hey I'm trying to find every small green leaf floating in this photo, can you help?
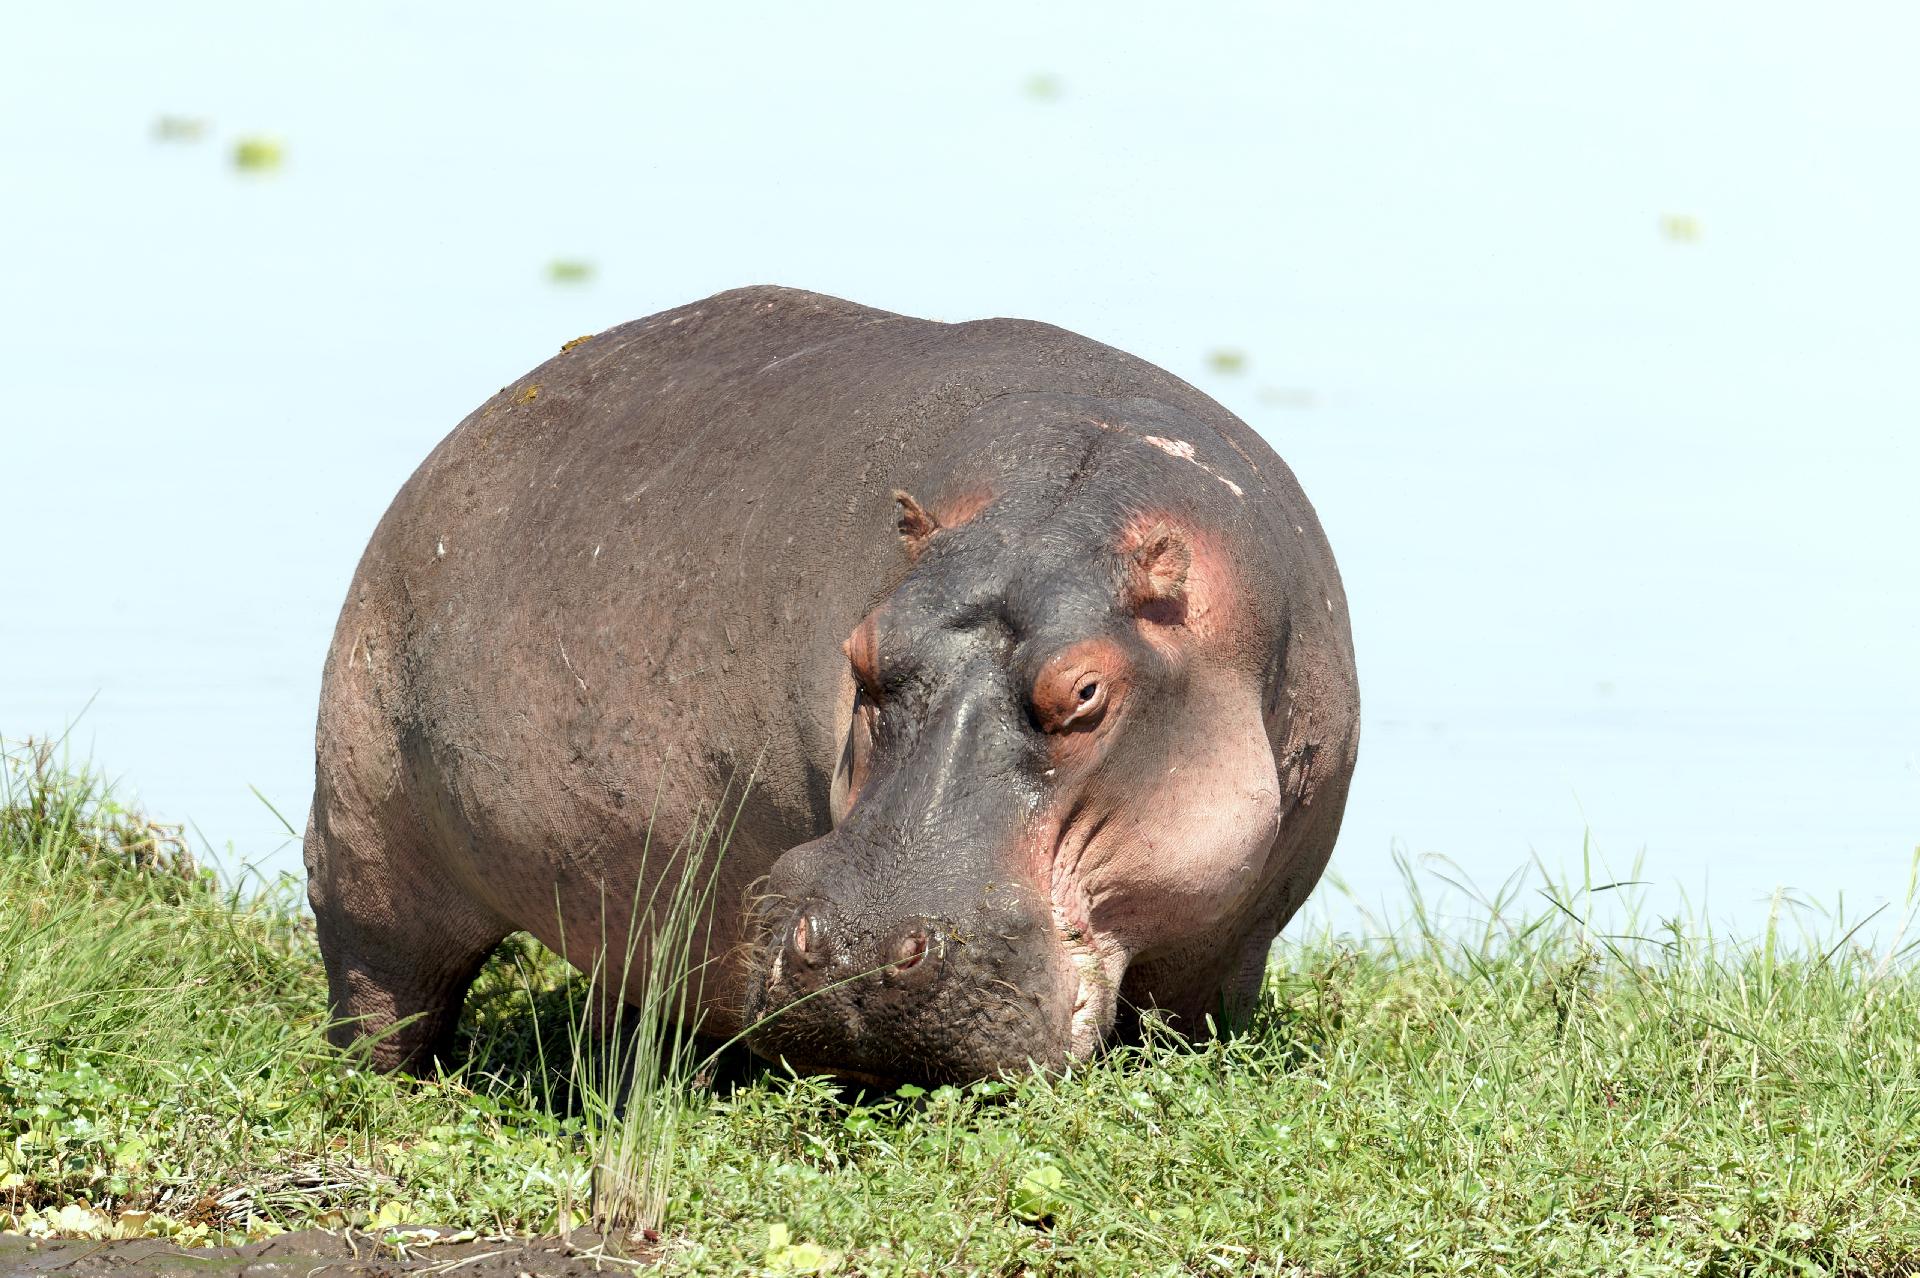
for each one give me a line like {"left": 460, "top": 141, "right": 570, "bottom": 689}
{"left": 1207, "top": 348, "right": 1248, "bottom": 375}
{"left": 1024, "top": 73, "right": 1063, "bottom": 102}
{"left": 1660, "top": 213, "right": 1701, "bottom": 244}
{"left": 547, "top": 259, "right": 595, "bottom": 285}
{"left": 232, "top": 136, "right": 284, "bottom": 173}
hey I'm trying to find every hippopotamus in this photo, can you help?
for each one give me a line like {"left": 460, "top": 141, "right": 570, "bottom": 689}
{"left": 303, "top": 285, "right": 1359, "bottom": 1083}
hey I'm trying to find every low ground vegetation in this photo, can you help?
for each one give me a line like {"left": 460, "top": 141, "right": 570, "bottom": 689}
{"left": 3, "top": 737, "right": 1918, "bottom": 1276}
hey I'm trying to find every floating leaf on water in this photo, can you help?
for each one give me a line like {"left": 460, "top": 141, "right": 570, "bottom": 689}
{"left": 152, "top": 115, "right": 208, "bottom": 143}
{"left": 1660, "top": 213, "right": 1700, "bottom": 243}
{"left": 232, "top": 136, "right": 285, "bottom": 173}
{"left": 1024, "top": 72, "right": 1063, "bottom": 102}
{"left": 1206, "top": 348, "right": 1248, "bottom": 376}
{"left": 548, "top": 259, "right": 595, "bottom": 285}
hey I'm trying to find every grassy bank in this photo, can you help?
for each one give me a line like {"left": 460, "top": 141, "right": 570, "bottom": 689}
{"left": 4, "top": 739, "right": 1919, "bottom": 1276}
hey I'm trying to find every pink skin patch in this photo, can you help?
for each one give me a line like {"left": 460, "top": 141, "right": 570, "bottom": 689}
{"left": 828, "top": 629, "right": 880, "bottom": 826}
{"left": 931, "top": 487, "right": 995, "bottom": 529}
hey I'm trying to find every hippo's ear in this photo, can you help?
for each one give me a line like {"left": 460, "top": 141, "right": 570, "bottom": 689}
{"left": 893, "top": 490, "right": 941, "bottom": 562}
{"left": 1124, "top": 521, "right": 1191, "bottom": 620}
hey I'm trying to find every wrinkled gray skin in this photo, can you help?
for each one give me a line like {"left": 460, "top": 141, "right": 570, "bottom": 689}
{"left": 305, "top": 286, "right": 1358, "bottom": 1083}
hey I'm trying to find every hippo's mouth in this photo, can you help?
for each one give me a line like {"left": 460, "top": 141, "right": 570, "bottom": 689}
{"left": 1041, "top": 811, "right": 1132, "bottom": 1059}
{"left": 1050, "top": 899, "right": 1129, "bottom": 1059}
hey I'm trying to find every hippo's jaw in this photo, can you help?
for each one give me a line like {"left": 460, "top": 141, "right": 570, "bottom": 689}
{"left": 1032, "top": 805, "right": 1133, "bottom": 1059}
{"left": 1052, "top": 901, "right": 1129, "bottom": 1058}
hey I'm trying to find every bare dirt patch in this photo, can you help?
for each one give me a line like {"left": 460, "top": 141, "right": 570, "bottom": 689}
{"left": 0, "top": 1229, "right": 650, "bottom": 1276}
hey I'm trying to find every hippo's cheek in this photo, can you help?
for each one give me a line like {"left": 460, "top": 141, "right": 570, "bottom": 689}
{"left": 1083, "top": 789, "right": 1282, "bottom": 952}
{"left": 1046, "top": 670, "right": 1283, "bottom": 964}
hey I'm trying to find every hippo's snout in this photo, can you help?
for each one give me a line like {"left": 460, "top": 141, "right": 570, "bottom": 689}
{"left": 744, "top": 856, "right": 1078, "bottom": 1085}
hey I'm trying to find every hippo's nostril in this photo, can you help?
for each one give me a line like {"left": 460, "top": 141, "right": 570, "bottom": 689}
{"left": 892, "top": 929, "right": 929, "bottom": 971}
{"left": 884, "top": 923, "right": 944, "bottom": 987}
{"left": 787, "top": 909, "right": 828, "bottom": 968}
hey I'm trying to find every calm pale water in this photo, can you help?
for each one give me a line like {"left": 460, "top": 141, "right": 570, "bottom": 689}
{"left": 5, "top": 2, "right": 1916, "bottom": 939}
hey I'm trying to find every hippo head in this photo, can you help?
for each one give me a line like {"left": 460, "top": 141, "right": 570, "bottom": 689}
{"left": 742, "top": 410, "right": 1288, "bottom": 1084}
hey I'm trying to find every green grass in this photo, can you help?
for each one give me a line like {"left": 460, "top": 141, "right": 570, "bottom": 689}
{"left": 4, "top": 736, "right": 1920, "bottom": 1275}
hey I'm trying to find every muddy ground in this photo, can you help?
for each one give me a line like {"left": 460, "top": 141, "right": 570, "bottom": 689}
{"left": 0, "top": 1229, "right": 651, "bottom": 1276}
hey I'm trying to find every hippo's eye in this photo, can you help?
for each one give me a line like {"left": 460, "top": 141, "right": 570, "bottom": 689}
{"left": 1032, "top": 640, "right": 1127, "bottom": 735}
{"left": 1057, "top": 678, "right": 1107, "bottom": 729}
{"left": 1038, "top": 674, "right": 1106, "bottom": 732}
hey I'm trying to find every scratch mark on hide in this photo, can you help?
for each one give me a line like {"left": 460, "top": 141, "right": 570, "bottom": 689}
{"left": 1087, "top": 417, "right": 1247, "bottom": 500}
{"left": 1141, "top": 436, "right": 1245, "bottom": 498}
{"left": 558, "top": 639, "right": 588, "bottom": 695}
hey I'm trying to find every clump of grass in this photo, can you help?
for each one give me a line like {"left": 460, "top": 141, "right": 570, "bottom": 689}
{"left": 0, "top": 735, "right": 747, "bottom": 1250}
{"left": 560, "top": 793, "right": 736, "bottom": 1240}
{"left": 7, "top": 735, "right": 1920, "bottom": 1275}
{"left": 0, "top": 737, "right": 201, "bottom": 888}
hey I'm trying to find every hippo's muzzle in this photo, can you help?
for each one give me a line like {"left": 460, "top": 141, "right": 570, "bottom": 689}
{"left": 741, "top": 834, "right": 1078, "bottom": 1085}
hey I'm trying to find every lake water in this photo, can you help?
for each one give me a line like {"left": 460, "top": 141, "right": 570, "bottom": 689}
{"left": 4, "top": 1, "right": 1916, "bottom": 942}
